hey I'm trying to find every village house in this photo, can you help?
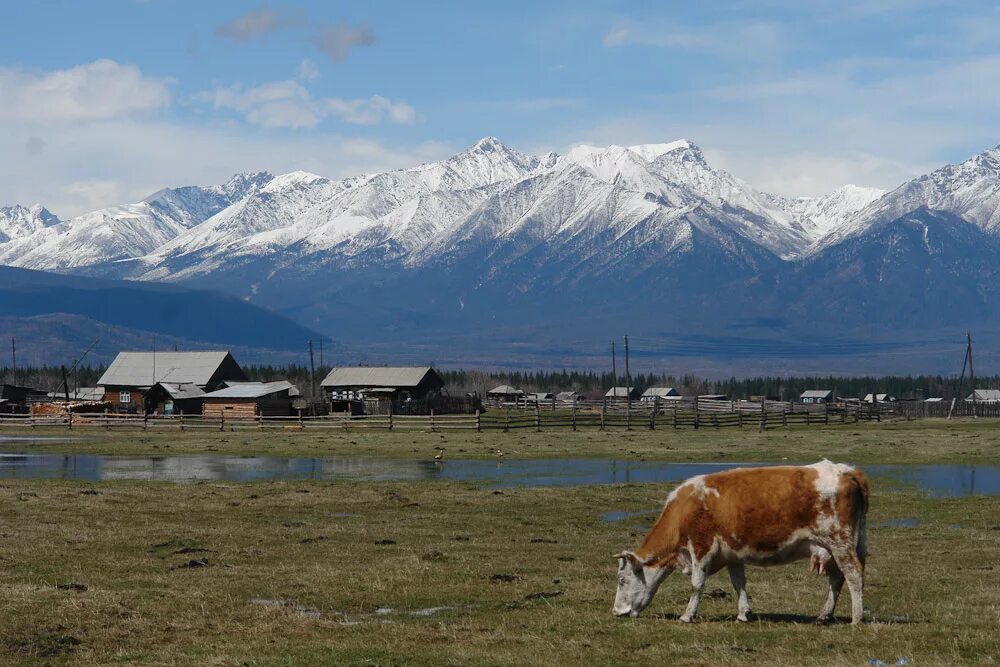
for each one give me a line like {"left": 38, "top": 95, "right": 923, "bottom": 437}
{"left": 800, "top": 389, "right": 834, "bottom": 404}
{"left": 321, "top": 366, "right": 445, "bottom": 403}
{"left": 864, "top": 393, "right": 895, "bottom": 403}
{"left": 487, "top": 385, "right": 524, "bottom": 403}
{"left": 605, "top": 386, "right": 639, "bottom": 402}
{"left": 202, "top": 381, "right": 298, "bottom": 418}
{"left": 0, "top": 384, "right": 48, "bottom": 413}
{"left": 143, "top": 383, "right": 206, "bottom": 416}
{"left": 640, "top": 387, "right": 681, "bottom": 402}
{"left": 97, "top": 351, "right": 246, "bottom": 413}
{"left": 555, "top": 390, "right": 580, "bottom": 404}
{"left": 966, "top": 389, "right": 1000, "bottom": 403}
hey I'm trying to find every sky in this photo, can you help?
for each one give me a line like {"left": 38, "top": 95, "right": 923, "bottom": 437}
{"left": 2, "top": 0, "right": 1000, "bottom": 218}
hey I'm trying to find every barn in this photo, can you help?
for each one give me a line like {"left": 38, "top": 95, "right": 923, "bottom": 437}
{"left": 640, "top": 387, "right": 681, "bottom": 402}
{"left": 487, "top": 385, "right": 524, "bottom": 403}
{"left": 201, "top": 381, "right": 298, "bottom": 418}
{"left": 0, "top": 384, "right": 48, "bottom": 413}
{"left": 144, "top": 383, "right": 206, "bottom": 415}
{"left": 97, "top": 351, "right": 246, "bottom": 413}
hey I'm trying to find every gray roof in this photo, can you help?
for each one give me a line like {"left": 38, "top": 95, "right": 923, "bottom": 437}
{"left": 800, "top": 390, "right": 833, "bottom": 398}
{"left": 321, "top": 366, "right": 436, "bottom": 389}
{"left": 203, "top": 381, "right": 295, "bottom": 399}
{"left": 47, "top": 387, "right": 106, "bottom": 401}
{"left": 488, "top": 385, "right": 523, "bottom": 395}
{"left": 605, "top": 387, "right": 634, "bottom": 397}
{"left": 156, "top": 383, "right": 206, "bottom": 400}
{"left": 642, "top": 387, "right": 680, "bottom": 398}
{"left": 98, "top": 351, "right": 233, "bottom": 388}
{"left": 968, "top": 389, "right": 1000, "bottom": 401}
{"left": 224, "top": 380, "right": 300, "bottom": 397}
{"left": 924, "top": 397, "right": 944, "bottom": 402}
{"left": 555, "top": 391, "right": 578, "bottom": 400}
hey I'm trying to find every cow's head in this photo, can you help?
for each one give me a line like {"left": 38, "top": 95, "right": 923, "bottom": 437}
{"left": 612, "top": 550, "right": 674, "bottom": 617}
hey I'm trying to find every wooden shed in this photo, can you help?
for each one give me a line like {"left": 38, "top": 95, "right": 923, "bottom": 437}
{"left": 202, "top": 381, "right": 298, "bottom": 418}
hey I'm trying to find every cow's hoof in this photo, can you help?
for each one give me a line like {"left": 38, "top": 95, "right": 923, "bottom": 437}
{"left": 815, "top": 615, "right": 833, "bottom": 624}
{"left": 679, "top": 615, "right": 694, "bottom": 623}
{"left": 737, "top": 613, "right": 750, "bottom": 623}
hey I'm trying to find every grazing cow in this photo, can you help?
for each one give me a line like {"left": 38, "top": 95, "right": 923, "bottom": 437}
{"left": 613, "top": 460, "right": 869, "bottom": 624}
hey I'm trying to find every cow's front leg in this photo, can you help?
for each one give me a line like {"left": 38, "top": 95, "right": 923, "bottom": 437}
{"left": 679, "top": 565, "right": 706, "bottom": 623}
{"left": 728, "top": 563, "right": 751, "bottom": 622}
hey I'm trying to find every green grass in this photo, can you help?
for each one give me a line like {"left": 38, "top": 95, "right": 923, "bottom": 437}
{"left": 2, "top": 417, "right": 1000, "bottom": 463}
{"left": 0, "top": 478, "right": 997, "bottom": 665}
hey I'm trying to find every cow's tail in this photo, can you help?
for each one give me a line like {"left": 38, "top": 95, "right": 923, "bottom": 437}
{"left": 848, "top": 470, "right": 870, "bottom": 569}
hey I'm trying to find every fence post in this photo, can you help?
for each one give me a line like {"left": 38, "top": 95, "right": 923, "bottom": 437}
{"left": 259, "top": 413, "right": 264, "bottom": 431}
{"left": 535, "top": 403, "right": 541, "bottom": 432}
{"left": 571, "top": 400, "right": 577, "bottom": 431}
{"left": 694, "top": 395, "right": 700, "bottom": 430}
{"left": 68, "top": 410, "right": 73, "bottom": 431}
{"left": 220, "top": 411, "right": 225, "bottom": 432}
{"left": 782, "top": 410, "right": 788, "bottom": 427}
{"left": 475, "top": 409, "right": 481, "bottom": 433}
{"left": 505, "top": 407, "right": 510, "bottom": 433}
{"left": 431, "top": 409, "right": 436, "bottom": 433}
{"left": 650, "top": 396, "right": 657, "bottom": 430}
{"left": 180, "top": 411, "right": 185, "bottom": 431}
{"left": 758, "top": 397, "right": 766, "bottom": 432}
{"left": 600, "top": 399, "right": 606, "bottom": 431}
{"left": 105, "top": 408, "right": 110, "bottom": 430}
{"left": 143, "top": 412, "right": 148, "bottom": 431}
{"left": 672, "top": 402, "right": 678, "bottom": 429}
{"left": 737, "top": 406, "right": 743, "bottom": 428}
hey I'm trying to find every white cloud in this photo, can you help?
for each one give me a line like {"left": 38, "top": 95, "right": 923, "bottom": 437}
{"left": 298, "top": 58, "right": 320, "bottom": 82}
{"left": 0, "top": 59, "right": 170, "bottom": 123}
{"left": 602, "top": 19, "right": 785, "bottom": 62}
{"left": 0, "top": 119, "right": 451, "bottom": 218}
{"left": 199, "top": 80, "right": 415, "bottom": 128}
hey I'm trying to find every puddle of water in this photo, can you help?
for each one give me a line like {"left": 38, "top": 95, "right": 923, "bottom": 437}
{"left": 0, "top": 452, "right": 996, "bottom": 497}
{"left": 871, "top": 518, "right": 919, "bottom": 528}
{"left": 0, "top": 437, "right": 77, "bottom": 443}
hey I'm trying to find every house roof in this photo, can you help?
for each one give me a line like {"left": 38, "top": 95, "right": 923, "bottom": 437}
{"left": 555, "top": 391, "right": 578, "bottom": 399}
{"left": 156, "top": 383, "right": 206, "bottom": 400}
{"left": 864, "top": 393, "right": 891, "bottom": 402}
{"left": 98, "top": 351, "right": 235, "bottom": 388}
{"left": 47, "top": 387, "right": 106, "bottom": 401}
{"left": 488, "top": 385, "right": 523, "bottom": 395}
{"left": 924, "top": 397, "right": 944, "bottom": 402}
{"left": 203, "top": 381, "right": 295, "bottom": 399}
{"left": 224, "top": 380, "right": 300, "bottom": 397}
{"left": 321, "top": 366, "right": 437, "bottom": 389}
{"left": 968, "top": 389, "right": 1000, "bottom": 400}
{"left": 800, "top": 390, "right": 833, "bottom": 398}
{"left": 642, "top": 387, "right": 679, "bottom": 397}
{"left": 605, "top": 387, "right": 634, "bottom": 397}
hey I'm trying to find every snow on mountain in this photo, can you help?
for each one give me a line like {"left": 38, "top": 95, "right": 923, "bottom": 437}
{"left": 792, "top": 185, "right": 886, "bottom": 238}
{"left": 0, "top": 204, "right": 59, "bottom": 243}
{"left": 0, "top": 172, "right": 273, "bottom": 270}
{"left": 810, "top": 146, "right": 1000, "bottom": 253}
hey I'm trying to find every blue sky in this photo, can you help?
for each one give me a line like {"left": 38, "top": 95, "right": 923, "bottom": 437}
{"left": 2, "top": 0, "right": 999, "bottom": 217}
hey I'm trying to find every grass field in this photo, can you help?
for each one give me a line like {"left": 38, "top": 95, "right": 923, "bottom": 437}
{"left": 1, "top": 421, "right": 999, "bottom": 665}
{"left": 2, "top": 417, "right": 1000, "bottom": 464}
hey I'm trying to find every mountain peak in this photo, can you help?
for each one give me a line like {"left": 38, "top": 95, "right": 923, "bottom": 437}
{"left": 627, "top": 139, "right": 698, "bottom": 161}
{"left": 471, "top": 136, "right": 506, "bottom": 152}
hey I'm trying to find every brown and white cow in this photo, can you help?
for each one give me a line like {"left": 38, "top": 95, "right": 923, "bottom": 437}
{"left": 613, "top": 460, "right": 869, "bottom": 624}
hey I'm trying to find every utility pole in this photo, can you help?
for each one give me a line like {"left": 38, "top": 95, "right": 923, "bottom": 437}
{"left": 624, "top": 335, "right": 632, "bottom": 428}
{"left": 611, "top": 340, "right": 617, "bottom": 399}
{"left": 949, "top": 332, "right": 976, "bottom": 420}
{"left": 308, "top": 339, "right": 317, "bottom": 401}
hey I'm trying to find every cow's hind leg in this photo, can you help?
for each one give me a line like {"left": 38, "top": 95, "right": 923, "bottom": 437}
{"left": 679, "top": 565, "right": 706, "bottom": 623}
{"left": 728, "top": 563, "right": 751, "bottom": 622}
{"left": 830, "top": 545, "right": 864, "bottom": 624}
{"left": 816, "top": 561, "right": 844, "bottom": 623}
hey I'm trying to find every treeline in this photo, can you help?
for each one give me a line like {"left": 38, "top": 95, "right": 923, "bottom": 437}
{"left": 2, "top": 365, "right": 995, "bottom": 402}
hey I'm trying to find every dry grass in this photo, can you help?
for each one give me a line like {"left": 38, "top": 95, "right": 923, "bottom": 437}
{"left": 1, "top": 477, "right": 997, "bottom": 665}
{"left": 3, "top": 417, "right": 1000, "bottom": 463}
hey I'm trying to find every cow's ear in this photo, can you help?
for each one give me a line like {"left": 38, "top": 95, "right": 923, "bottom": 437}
{"left": 615, "top": 550, "right": 644, "bottom": 571}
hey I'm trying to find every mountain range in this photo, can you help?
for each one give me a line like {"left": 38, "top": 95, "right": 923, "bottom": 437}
{"left": 3, "top": 138, "right": 1000, "bottom": 373}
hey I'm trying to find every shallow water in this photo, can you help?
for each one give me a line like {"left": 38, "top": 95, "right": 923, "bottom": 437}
{"left": 0, "top": 452, "right": 996, "bottom": 497}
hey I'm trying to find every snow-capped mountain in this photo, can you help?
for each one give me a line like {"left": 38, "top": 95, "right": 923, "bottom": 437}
{"left": 0, "top": 204, "right": 59, "bottom": 243}
{"left": 0, "top": 172, "right": 272, "bottom": 270}
{"left": 811, "top": 146, "right": 1000, "bottom": 252}
{"left": 6, "top": 137, "right": 1000, "bottom": 371}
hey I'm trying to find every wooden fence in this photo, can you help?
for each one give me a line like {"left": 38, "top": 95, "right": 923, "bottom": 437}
{"left": 0, "top": 398, "right": 898, "bottom": 432}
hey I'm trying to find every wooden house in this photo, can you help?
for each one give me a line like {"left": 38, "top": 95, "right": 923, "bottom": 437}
{"left": 0, "top": 384, "right": 47, "bottom": 413}
{"left": 321, "top": 367, "right": 445, "bottom": 403}
{"left": 605, "top": 386, "right": 639, "bottom": 402}
{"left": 144, "top": 382, "right": 205, "bottom": 415}
{"left": 97, "top": 351, "right": 246, "bottom": 413}
{"left": 800, "top": 390, "right": 833, "bottom": 404}
{"left": 965, "top": 389, "right": 1000, "bottom": 403}
{"left": 202, "top": 381, "right": 298, "bottom": 418}
{"left": 487, "top": 385, "right": 524, "bottom": 402}
{"left": 640, "top": 387, "right": 681, "bottom": 402}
